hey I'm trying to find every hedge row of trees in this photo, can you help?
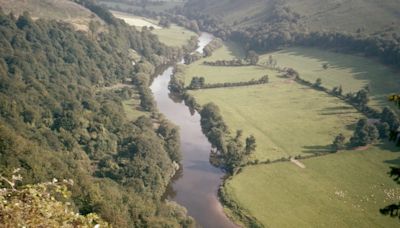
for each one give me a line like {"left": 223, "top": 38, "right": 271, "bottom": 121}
{"left": 200, "top": 103, "right": 256, "bottom": 173}
{"left": 334, "top": 107, "right": 399, "bottom": 151}
{"left": 203, "top": 38, "right": 223, "bottom": 57}
{"left": 0, "top": 6, "right": 194, "bottom": 227}
{"left": 187, "top": 75, "right": 269, "bottom": 90}
{"left": 203, "top": 59, "right": 250, "bottom": 66}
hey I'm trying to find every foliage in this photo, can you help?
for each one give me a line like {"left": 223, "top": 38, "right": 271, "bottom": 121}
{"left": 0, "top": 171, "right": 109, "bottom": 227}
{"left": 0, "top": 6, "right": 191, "bottom": 227}
{"left": 200, "top": 103, "right": 255, "bottom": 173}
{"left": 332, "top": 133, "right": 346, "bottom": 151}
{"left": 187, "top": 75, "right": 269, "bottom": 90}
{"left": 350, "top": 119, "right": 379, "bottom": 147}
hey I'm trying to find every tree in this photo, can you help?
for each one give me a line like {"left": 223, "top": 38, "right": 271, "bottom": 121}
{"left": 354, "top": 89, "right": 369, "bottom": 107}
{"left": 381, "top": 107, "right": 400, "bottom": 130}
{"left": 350, "top": 119, "right": 378, "bottom": 147}
{"left": 247, "top": 50, "right": 259, "bottom": 65}
{"left": 89, "top": 20, "right": 100, "bottom": 40}
{"left": 245, "top": 135, "right": 256, "bottom": 154}
{"left": 377, "top": 122, "right": 390, "bottom": 139}
{"left": 313, "top": 78, "right": 322, "bottom": 88}
{"left": 332, "top": 133, "right": 346, "bottom": 151}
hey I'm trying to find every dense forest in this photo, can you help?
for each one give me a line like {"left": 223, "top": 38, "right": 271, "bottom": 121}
{"left": 0, "top": 1, "right": 194, "bottom": 226}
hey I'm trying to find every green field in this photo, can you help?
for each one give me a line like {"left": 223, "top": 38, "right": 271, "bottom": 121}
{"left": 263, "top": 47, "right": 400, "bottom": 109}
{"left": 190, "top": 77, "right": 363, "bottom": 161}
{"left": 152, "top": 24, "right": 198, "bottom": 47}
{"left": 224, "top": 145, "right": 400, "bottom": 227}
{"left": 184, "top": 42, "right": 364, "bottom": 161}
{"left": 183, "top": 41, "right": 274, "bottom": 85}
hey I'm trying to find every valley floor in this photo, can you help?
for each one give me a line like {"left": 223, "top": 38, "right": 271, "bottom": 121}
{"left": 182, "top": 41, "right": 400, "bottom": 227}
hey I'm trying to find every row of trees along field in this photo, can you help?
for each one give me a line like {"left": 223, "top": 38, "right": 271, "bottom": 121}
{"left": 187, "top": 75, "right": 269, "bottom": 90}
{"left": 0, "top": 3, "right": 195, "bottom": 227}
{"left": 200, "top": 103, "right": 256, "bottom": 173}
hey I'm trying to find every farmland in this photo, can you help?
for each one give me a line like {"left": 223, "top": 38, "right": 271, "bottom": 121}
{"left": 224, "top": 145, "right": 400, "bottom": 227}
{"left": 263, "top": 47, "right": 400, "bottom": 109}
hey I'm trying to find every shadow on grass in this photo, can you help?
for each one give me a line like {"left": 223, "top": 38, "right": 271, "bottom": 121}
{"left": 302, "top": 144, "right": 335, "bottom": 154}
{"left": 275, "top": 47, "right": 400, "bottom": 99}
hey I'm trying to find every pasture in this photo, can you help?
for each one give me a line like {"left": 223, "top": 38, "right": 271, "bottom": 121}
{"left": 224, "top": 145, "right": 400, "bottom": 227}
{"left": 263, "top": 47, "right": 400, "bottom": 109}
{"left": 152, "top": 24, "right": 198, "bottom": 47}
{"left": 190, "top": 76, "right": 364, "bottom": 161}
{"left": 183, "top": 42, "right": 273, "bottom": 85}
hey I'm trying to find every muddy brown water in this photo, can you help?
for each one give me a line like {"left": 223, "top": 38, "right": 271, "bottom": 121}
{"left": 150, "top": 33, "right": 238, "bottom": 228}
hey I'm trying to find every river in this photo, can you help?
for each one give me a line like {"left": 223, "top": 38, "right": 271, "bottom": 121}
{"left": 150, "top": 33, "right": 238, "bottom": 228}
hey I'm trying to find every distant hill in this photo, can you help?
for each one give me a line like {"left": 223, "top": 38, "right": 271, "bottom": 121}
{"left": 0, "top": 0, "right": 104, "bottom": 31}
{"left": 185, "top": 0, "right": 400, "bottom": 35}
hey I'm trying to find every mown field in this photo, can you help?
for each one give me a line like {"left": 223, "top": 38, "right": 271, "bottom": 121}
{"left": 224, "top": 145, "right": 400, "bottom": 227}
{"left": 190, "top": 78, "right": 363, "bottom": 161}
{"left": 183, "top": 41, "right": 274, "bottom": 85}
{"left": 263, "top": 47, "right": 400, "bottom": 109}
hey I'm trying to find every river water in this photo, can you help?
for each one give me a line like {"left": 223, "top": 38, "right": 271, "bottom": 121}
{"left": 150, "top": 33, "right": 237, "bottom": 228}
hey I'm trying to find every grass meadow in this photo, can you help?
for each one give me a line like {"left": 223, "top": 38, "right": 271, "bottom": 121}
{"left": 224, "top": 145, "right": 400, "bottom": 227}
{"left": 183, "top": 41, "right": 400, "bottom": 226}
{"left": 152, "top": 24, "right": 198, "bottom": 47}
{"left": 190, "top": 77, "right": 363, "bottom": 161}
{"left": 263, "top": 47, "right": 400, "bottom": 109}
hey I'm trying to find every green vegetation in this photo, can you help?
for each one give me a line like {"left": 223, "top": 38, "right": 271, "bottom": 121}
{"left": 152, "top": 24, "right": 198, "bottom": 47}
{"left": 183, "top": 42, "right": 275, "bottom": 85}
{"left": 0, "top": 171, "right": 109, "bottom": 227}
{"left": 0, "top": 1, "right": 194, "bottom": 226}
{"left": 262, "top": 47, "right": 400, "bottom": 109}
{"left": 224, "top": 146, "right": 400, "bottom": 227}
{"left": 110, "top": 10, "right": 198, "bottom": 47}
{"left": 185, "top": 0, "right": 400, "bottom": 34}
{"left": 191, "top": 80, "right": 363, "bottom": 161}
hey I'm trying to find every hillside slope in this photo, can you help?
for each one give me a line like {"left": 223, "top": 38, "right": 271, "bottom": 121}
{"left": 185, "top": 0, "right": 400, "bottom": 34}
{"left": 0, "top": 0, "right": 104, "bottom": 31}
